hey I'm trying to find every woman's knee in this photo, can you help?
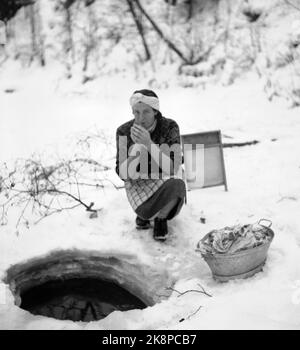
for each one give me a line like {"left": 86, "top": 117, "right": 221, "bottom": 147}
{"left": 158, "top": 198, "right": 180, "bottom": 218}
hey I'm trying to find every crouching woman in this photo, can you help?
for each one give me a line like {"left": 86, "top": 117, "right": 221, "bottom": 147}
{"left": 115, "top": 89, "right": 186, "bottom": 241}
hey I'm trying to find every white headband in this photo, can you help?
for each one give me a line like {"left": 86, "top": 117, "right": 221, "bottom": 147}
{"left": 129, "top": 92, "right": 160, "bottom": 111}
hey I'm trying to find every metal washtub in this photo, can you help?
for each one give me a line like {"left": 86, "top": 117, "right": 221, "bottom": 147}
{"left": 196, "top": 219, "right": 274, "bottom": 282}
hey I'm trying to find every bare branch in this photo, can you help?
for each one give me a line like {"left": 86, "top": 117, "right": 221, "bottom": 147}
{"left": 284, "top": 0, "right": 300, "bottom": 12}
{"left": 0, "top": 133, "right": 119, "bottom": 228}
{"left": 126, "top": 0, "right": 151, "bottom": 61}
{"left": 133, "top": 0, "right": 191, "bottom": 63}
{"left": 166, "top": 284, "right": 212, "bottom": 298}
{"left": 34, "top": 203, "right": 82, "bottom": 225}
{"left": 186, "top": 305, "right": 203, "bottom": 320}
{"left": 16, "top": 198, "right": 32, "bottom": 228}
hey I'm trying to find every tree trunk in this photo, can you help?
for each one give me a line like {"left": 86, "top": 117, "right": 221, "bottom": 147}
{"left": 65, "top": 6, "right": 75, "bottom": 64}
{"left": 83, "top": 4, "right": 93, "bottom": 72}
{"left": 126, "top": 0, "right": 151, "bottom": 61}
{"left": 133, "top": 0, "right": 190, "bottom": 63}
{"left": 29, "top": 4, "right": 37, "bottom": 64}
{"left": 4, "top": 20, "right": 9, "bottom": 41}
{"left": 223, "top": 0, "right": 232, "bottom": 57}
{"left": 187, "top": 0, "right": 194, "bottom": 21}
{"left": 36, "top": 1, "right": 46, "bottom": 66}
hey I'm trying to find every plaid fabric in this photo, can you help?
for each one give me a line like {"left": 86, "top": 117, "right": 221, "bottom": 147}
{"left": 124, "top": 179, "right": 166, "bottom": 211}
{"left": 115, "top": 113, "right": 184, "bottom": 211}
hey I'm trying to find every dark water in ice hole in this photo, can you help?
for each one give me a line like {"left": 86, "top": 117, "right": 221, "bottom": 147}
{"left": 20, "top": 278, "right": 147, "bottom": 322}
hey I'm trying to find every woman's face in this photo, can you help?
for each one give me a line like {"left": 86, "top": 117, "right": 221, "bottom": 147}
{"left": 132, "top": 102, "right": 156, "bottom": 130}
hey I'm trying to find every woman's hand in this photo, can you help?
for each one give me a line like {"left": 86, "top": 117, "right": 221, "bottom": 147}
{"left": 130, "top": 124, "right": 152, "bottom": 149}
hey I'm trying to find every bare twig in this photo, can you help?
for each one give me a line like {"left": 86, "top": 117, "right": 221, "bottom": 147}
{"left": 277, "top": 195, "right": 298, "bottom": 203}
{"left": 284, "top": 0, "right": 300, "bottom": 12}
{"left": 16, "top": 198, "right": 32, "bottom": 228}
{"left": 179, "top": 305, "right": 203, "bottom": 323}
{"left": 167, "top": 284, "right": 212, "bottom": 298}
{"left": 186, "top": 305, "right": 203, "bottom": 320}
{"left": 223, "top": 140, "right": 259, "bottom": 148}
{"left": 0, "top": 155, "right": 116, "bottom": 227}
{"left": 67, "top": 181, "right": 105, "bottom": 188}
{"left": 34, "top": 203, "right": 82, "bottom": 225}
{"left": 197, "top": 283, "right": 213, "bottom": 297}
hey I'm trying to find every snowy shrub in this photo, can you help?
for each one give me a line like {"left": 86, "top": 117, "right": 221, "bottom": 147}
{"left": 0, "top": 129, "right": 117, "bottom": 228}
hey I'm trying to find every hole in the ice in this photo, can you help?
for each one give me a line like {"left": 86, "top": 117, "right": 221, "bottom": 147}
{"left": 20, "top": 277, "right": 146, "bottom": 322}
{"left": 4, "top": 250, "right": 173, "bottom": 322}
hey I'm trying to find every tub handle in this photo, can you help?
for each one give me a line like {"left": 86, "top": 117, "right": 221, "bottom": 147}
{"left": 258, "top": 218, "right": 272, "bottom": 228}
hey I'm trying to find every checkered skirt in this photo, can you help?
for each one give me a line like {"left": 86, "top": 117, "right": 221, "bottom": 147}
{"left": 124, "top": 178, "right": 166, "bottom": 211}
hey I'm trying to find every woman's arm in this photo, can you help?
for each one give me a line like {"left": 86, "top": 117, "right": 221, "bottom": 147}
{"left": 116, "top": 128, "right": 145, "bottom": 181}
{"left": 130, "top": 123, "right": 182, "bottom": 178}
{"left": 119, "top": 144, "right": 147, "bottom": 180}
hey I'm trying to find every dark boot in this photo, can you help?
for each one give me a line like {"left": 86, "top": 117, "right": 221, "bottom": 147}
{"left": 153, "top": 218, "right": 168, "bottom": 241}
{"left": 135, "top": 216, "right": 151, "bottom": 230}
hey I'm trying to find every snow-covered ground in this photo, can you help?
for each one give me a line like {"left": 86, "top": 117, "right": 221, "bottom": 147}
{"left": 0, "top": 63, "right": 300, "bottom": 329}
